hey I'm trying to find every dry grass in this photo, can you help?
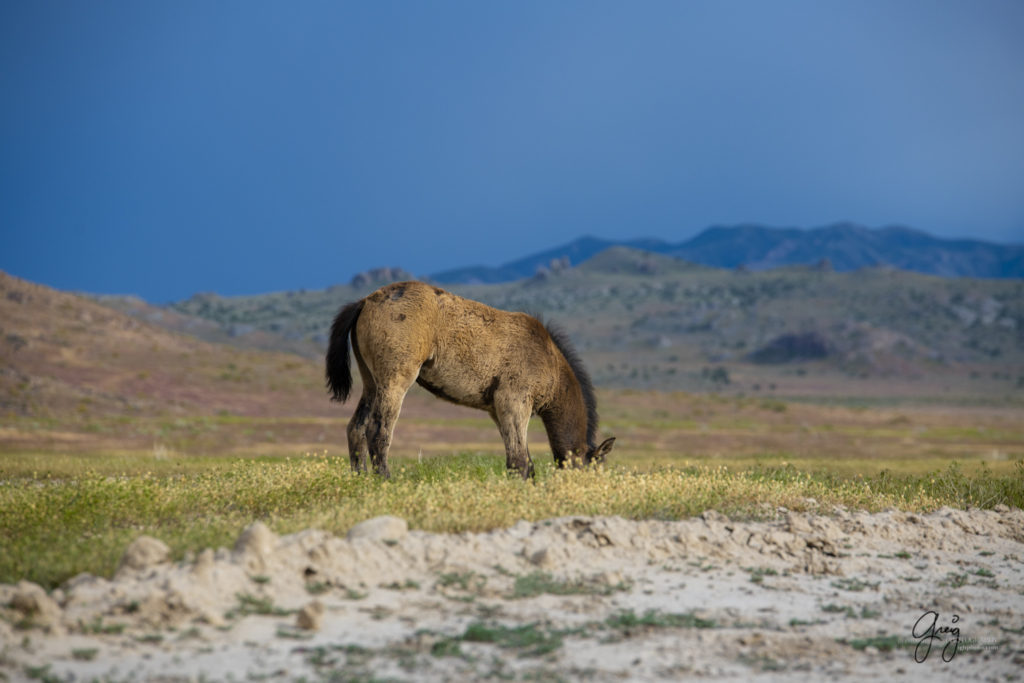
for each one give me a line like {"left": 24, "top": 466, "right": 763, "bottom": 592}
{"left": 4, "top": 386, "right": 1021, "bottom": 476}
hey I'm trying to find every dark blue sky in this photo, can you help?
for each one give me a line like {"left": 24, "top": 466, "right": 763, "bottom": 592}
{"left": 3, "top": 1, "right": 1023, "bottom": 302}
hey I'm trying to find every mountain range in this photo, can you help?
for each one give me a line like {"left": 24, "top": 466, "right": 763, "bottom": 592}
{"left": 430, "top": 223, "right": 1024, "bottom": 283}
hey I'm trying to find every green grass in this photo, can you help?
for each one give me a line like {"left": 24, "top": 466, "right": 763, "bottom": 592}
{"left": 431, "top": 621, "right": 569, "bottom": 659}
{"left": 840, "top": 634, "right": 911, "bottom": 652}
{"left": 831, "top": 577, "right": 880, "bottom": 592}
{"left": 227, "top": 593, "right": 294, "bottom": 618}
{"left": 605, "top": 609, "right": 716, "bottom": 631}
{"left": 1, "top": 452, "right": 1022, "bottom": 588}
{"left": 509, "top": 571, "right": 628, "bottom": 599}
{"left": 461, "top": 621, "right": 568, "bottom": 657}
{"left": 744, "top": 566, "right": 779, "bottom": 584}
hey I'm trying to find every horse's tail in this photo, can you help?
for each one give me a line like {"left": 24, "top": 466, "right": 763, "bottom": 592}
{"left": 325, "top": 299, "right": 364, "bottom": 402}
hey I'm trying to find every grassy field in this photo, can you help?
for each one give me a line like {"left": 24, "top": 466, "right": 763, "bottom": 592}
{"left": 3, "top": 387, "right": 1023, "bottom": 591}
{"left": 5, "top": 386, "right": 1021, "bottom": 472}
{"left": 4, "top": 381, "right": 1023, "bottom": 593}
{"left": 2, "top": 452, "right": 1022, "bottom": 591}
{"left": 4, "top": 270, "right": 1022, "bottom": 608}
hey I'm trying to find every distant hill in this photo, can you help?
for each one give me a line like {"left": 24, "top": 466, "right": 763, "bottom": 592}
{"left": 0, "top": 271, "right": 330, "bottom": 419}
{"left": 84, "top": 251, "right": 1023, "bottom": 396}
{"left": 430, "top": 224, "right": 1024, "bottom": 283}
{"left": 668, "top": 223, "right": 1024, "bottom": 277}
{"left": 431, "top": 236, "right": 672, "bottom": 283}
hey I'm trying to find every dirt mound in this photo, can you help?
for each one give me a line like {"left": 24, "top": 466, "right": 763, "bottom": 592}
{"left": 3, "top": 508, "right": 1022, "bottom": 681}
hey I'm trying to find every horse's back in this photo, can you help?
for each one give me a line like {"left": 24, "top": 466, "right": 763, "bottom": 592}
{"left": 362, "top": 281, "right": 443, "bottom": 320}
{"left": 356, "top": 281, "right": 559, "bottom": 410}
{"left": 431, "top": 288, "right": 561, "bottom": 410}
{"left": 356, "top": 282, "right": 441, "bottom": 363}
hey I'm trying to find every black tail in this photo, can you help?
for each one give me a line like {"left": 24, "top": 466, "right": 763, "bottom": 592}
{"left": 325, "top": 299, "right": 364, "bottom": 402}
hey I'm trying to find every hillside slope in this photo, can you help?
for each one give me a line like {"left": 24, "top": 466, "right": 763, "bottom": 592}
{"left": 114, "top": 250, "right": 1024, "bottom": 397}
{"left": 0, "top": 271, "right": 330, "bottom": 419}
{"left": 461, "top": 252, "right": 1024, "bottom": 388}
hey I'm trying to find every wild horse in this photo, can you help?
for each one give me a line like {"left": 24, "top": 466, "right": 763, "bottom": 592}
{"left": 326, "top": 281, "right": 614, "bottom": 479}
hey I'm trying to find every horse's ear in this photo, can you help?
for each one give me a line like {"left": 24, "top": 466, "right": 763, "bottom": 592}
{"left": 591, "top": 437, "right": 615, "bottom": 463}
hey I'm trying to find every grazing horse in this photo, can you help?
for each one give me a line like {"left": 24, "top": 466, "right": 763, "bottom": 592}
{"left": 325, "top": 281, "right": 615, "bottom": 479}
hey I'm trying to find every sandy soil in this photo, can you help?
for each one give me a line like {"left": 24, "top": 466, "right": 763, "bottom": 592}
{"left": 2, "top": 507, "right": 1022, "bottom": 682}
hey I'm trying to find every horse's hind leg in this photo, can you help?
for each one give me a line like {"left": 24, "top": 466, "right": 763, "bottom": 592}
{"left": 366, "top": 375, "right": 417, "bottom": 478}
{"left": 346, "top": 336, "right": 375, "bottom": 473}
{"left": 347, "top": 392, "right": 371, "bottom": 473}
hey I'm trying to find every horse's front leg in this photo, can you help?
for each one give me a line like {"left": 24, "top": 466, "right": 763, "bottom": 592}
{"left": 503, "top": 435, "right": 534, "bottom": 480}
{"left": 493, "top": 400, "right": 534, "bottom": 480}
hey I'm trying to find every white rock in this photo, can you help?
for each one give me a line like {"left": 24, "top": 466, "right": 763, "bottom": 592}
{"left": 347, "top": 516, "right": 408, "bottom": 543}
{"left": 118, "top": 536, "right": 171, "bottom": 574}
{"left": 10, "top": 580, "right": 62, "bottom": 628}
{"left": 296, "top": 600, "right": 325, "bottom": 630}
{"left": 234, "top": 521, "right": 277, "bottom": 558}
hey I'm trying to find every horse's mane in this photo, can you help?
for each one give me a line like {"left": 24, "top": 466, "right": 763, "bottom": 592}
{"left": 542, "top": 320, "right": 599, "bottom": 448}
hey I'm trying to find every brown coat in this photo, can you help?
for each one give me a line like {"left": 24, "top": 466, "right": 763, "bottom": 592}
{"left": 326, "top": 281, "right": 614, "bottom": 478}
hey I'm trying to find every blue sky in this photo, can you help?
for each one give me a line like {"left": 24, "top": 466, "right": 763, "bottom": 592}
{"left": 2, "top": 1, "right": 1022, "bottom": 302}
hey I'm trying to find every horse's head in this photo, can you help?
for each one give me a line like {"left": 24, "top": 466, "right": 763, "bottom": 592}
{"left": 583, "top": 437, "right": 615, "bottom": 466}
